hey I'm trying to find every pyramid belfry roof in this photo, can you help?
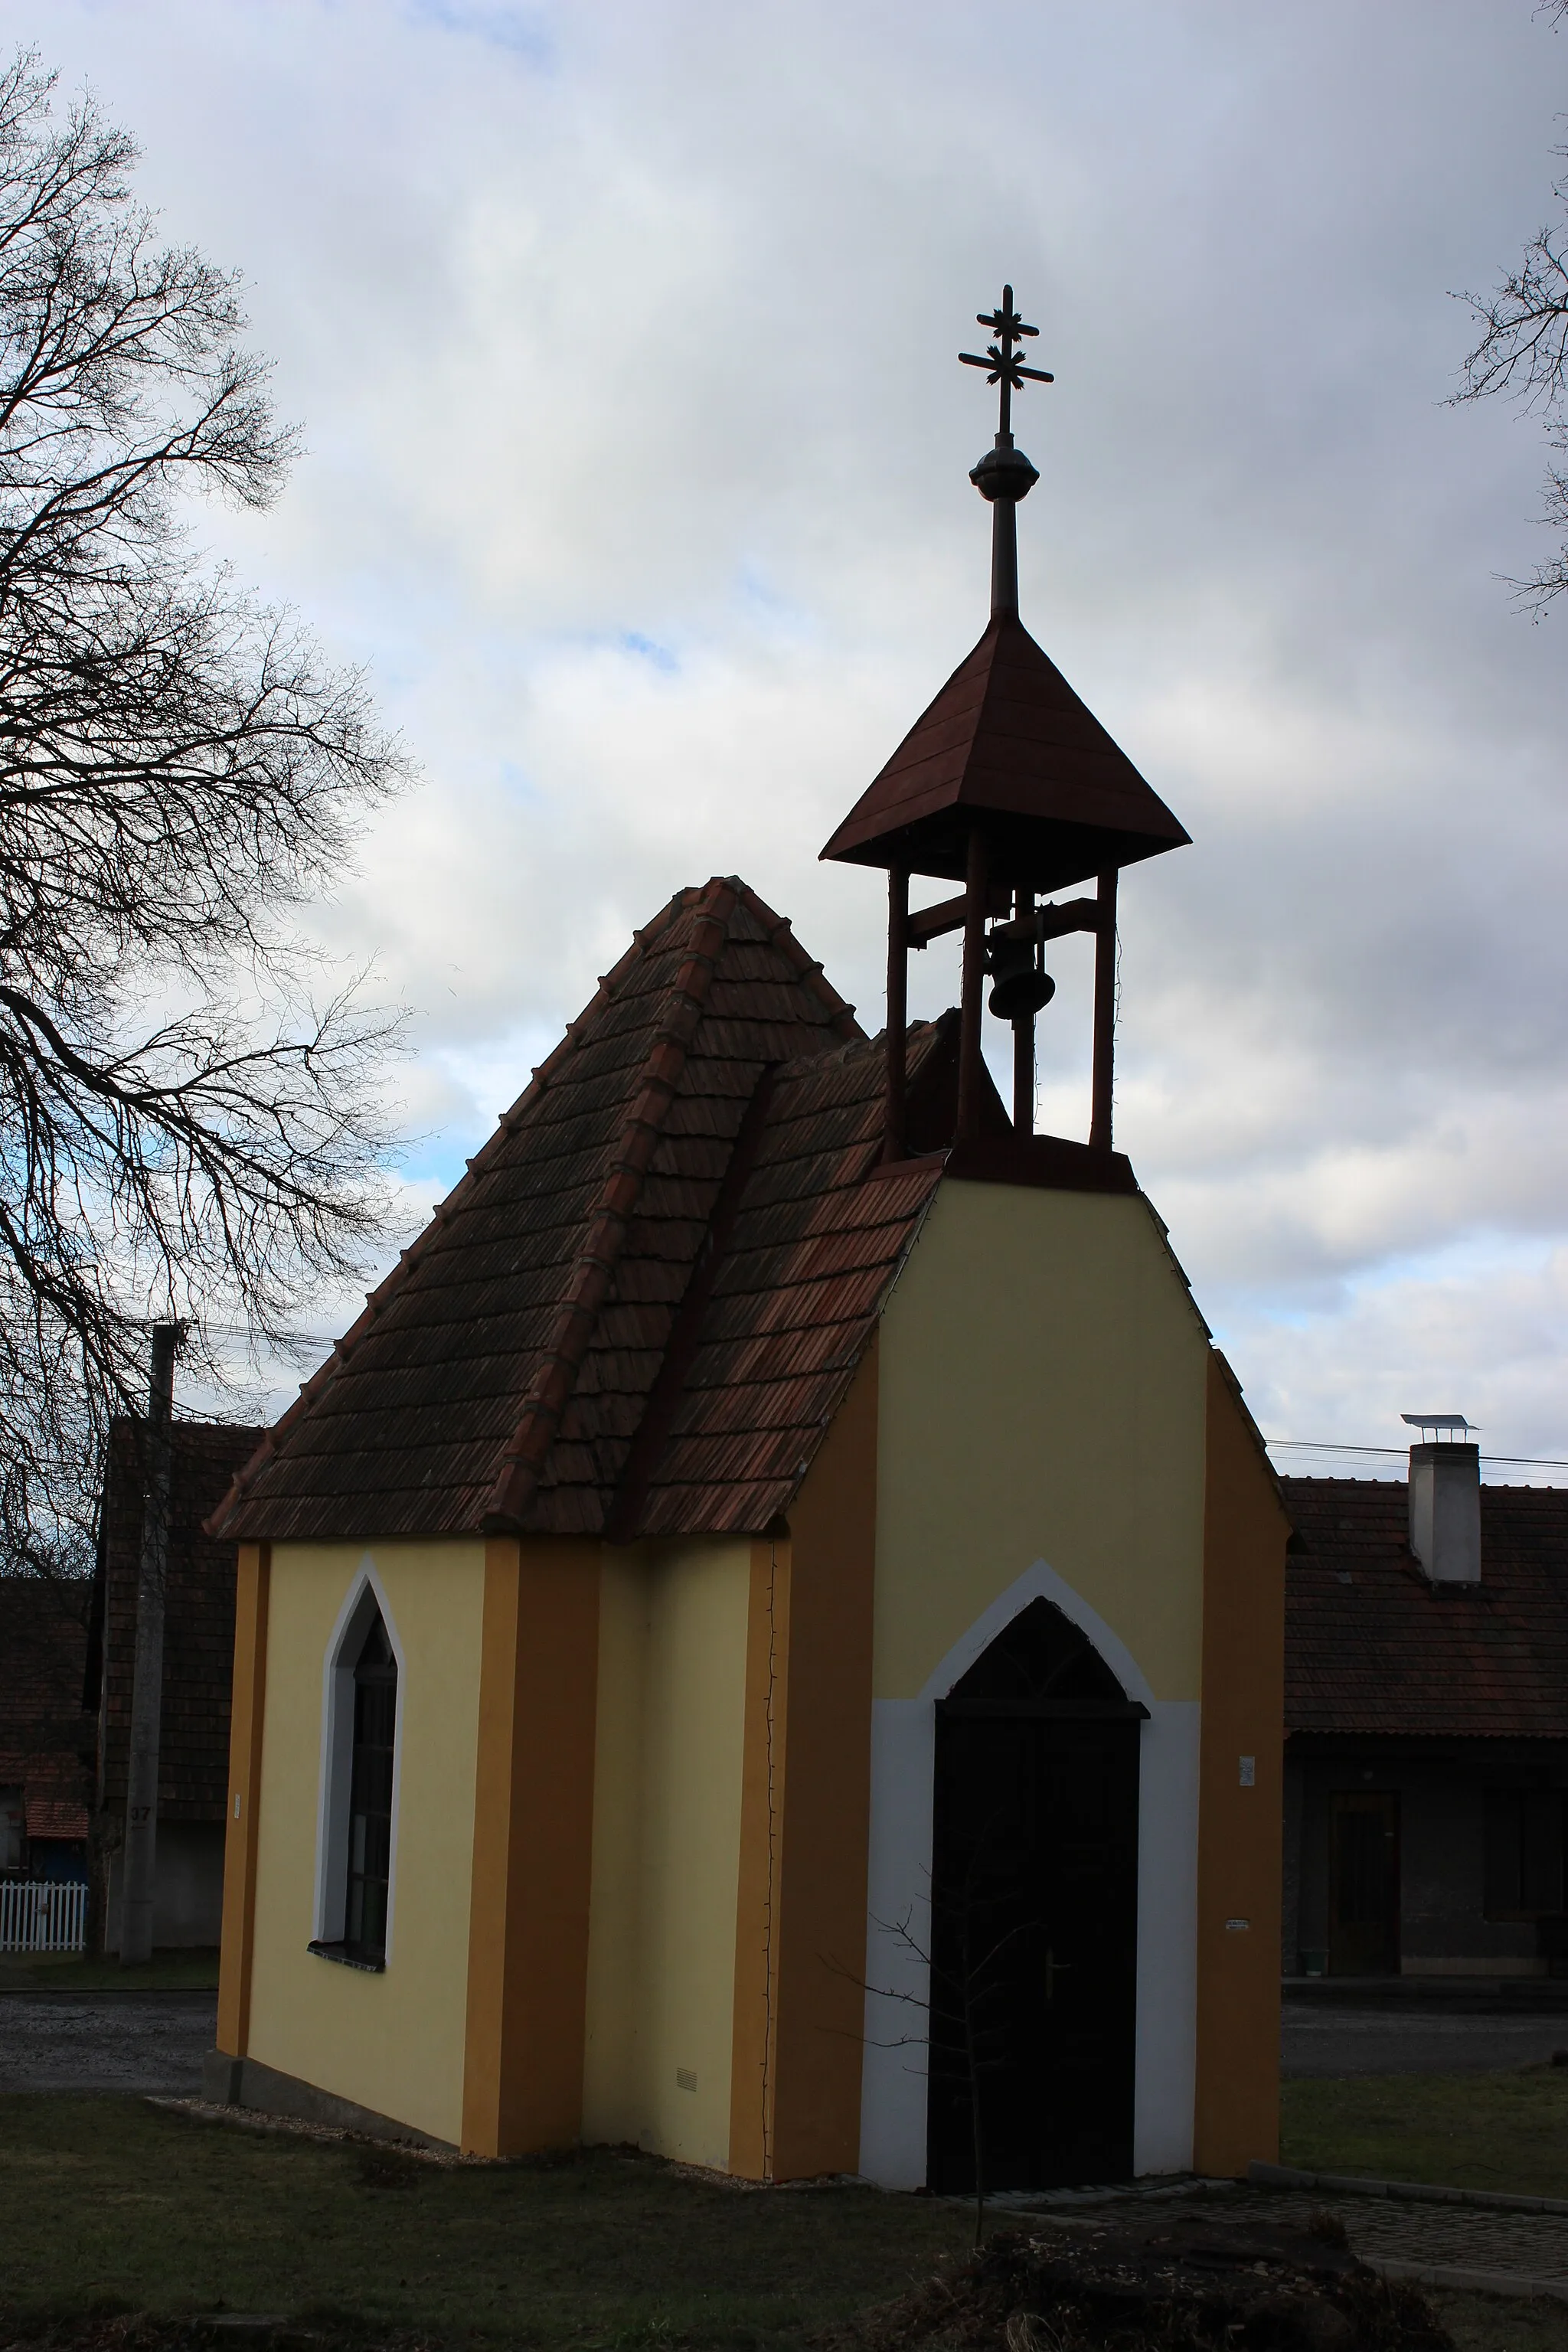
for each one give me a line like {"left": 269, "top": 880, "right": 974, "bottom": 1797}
{"left": 820, "top": 614, "right": 1190, "bottom": 892}
{"left": 211, "top": 879, "right": 957, "bottom": 1547}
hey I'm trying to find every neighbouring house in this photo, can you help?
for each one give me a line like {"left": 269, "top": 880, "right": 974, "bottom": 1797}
{"left": 90, "top": 1419, "right": 263, "bottom": 1950}
{"left": 1282, "top": 1439, "right": 1568, "bottom": 1980}
{"left": 0, "top": 1576, "right": 95, "bottom": 1887}
{"left": 204, "top": 299, "right": 1290, "bottom": 2189}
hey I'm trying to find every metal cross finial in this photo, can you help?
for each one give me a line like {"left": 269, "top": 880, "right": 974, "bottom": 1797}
{"left": 959, "top": 283, "right": 1054, "bottom": 439}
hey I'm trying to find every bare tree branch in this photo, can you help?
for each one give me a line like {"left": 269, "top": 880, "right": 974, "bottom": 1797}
{"left": 1453, "top": 15, "right": 1568, "bottom": 607}
{"left": 0, "top": 51, "right": 409, "bottom": 1575}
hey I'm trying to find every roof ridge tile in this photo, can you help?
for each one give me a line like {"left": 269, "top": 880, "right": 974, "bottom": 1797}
{"left": 728, "top": 879, "right": 862, "bottom": 1043}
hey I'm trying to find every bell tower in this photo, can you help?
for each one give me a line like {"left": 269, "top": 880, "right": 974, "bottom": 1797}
{"left": 821, "top": 285, "right": 1190, "bottom": 1166}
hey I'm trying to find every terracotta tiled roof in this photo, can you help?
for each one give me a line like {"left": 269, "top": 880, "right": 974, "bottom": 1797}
{"left": 217, "top": 880, "right": 956, "bottom": 1545}
{"left": 0, "top": 1575, "right": 93, "bottom": 1819}
{"left": 623, "top": 1028, "right": 952, "bottom": 1537}
{"left": 25, "top": 1797, "right": 87, "bottom": 1840}
{"left": 96, "top": 1421, "right": 263, "bottom": 1821}
{"left": 1283, "top": 1477, "right": 1568, "bottom": 1742}
{"left": 819, "top": 616, "right": 1190, "bottom": 892}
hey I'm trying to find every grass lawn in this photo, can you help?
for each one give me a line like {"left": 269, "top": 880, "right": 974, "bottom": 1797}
{"left": 0, "top": 1949, "right": 219, "bottom": 1992}
{"left": 1281, "top": 2063, "right": 1568, "bottom": 2200}
{"left": 1435, "top": 2293, "right": 1568, "bottom": 2352}
{"left": 4, "top": 2082, "right": 1568, "bottom": 2352}
{"left": 0, "top": 2095, "right": 971, "bottom": 2348}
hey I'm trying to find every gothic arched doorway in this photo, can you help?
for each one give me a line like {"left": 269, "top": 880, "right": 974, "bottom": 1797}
{"left": 926, "top": 1596, "right": 1144, "bottom": 2192}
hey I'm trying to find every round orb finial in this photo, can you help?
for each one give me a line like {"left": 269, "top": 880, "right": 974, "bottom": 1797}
{"left": 969, "top": 442, "right": 1040, "bottom": 503}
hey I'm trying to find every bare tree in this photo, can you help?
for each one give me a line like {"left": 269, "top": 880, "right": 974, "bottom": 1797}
{"left": 861, "top": 1907, "right": 1021, "bottom": 2249}
{"left": 0, "top": 53, "right": 407, "bottom": 1576}
{"left": 1453, "top": 3, "right": 1568, "bottom": 609}
{"left": 851, "top": 1832, "right": 1040, "bottom": 2249}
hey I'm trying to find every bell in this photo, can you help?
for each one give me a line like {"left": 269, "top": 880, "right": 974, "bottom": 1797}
{"left": 986, "top": 931, "right": 1056, "bottom": 1022}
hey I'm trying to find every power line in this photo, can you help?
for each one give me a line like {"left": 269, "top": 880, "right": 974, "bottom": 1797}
{"left": 1268, "top": 1438, "right": 1568, "bottom": 1473}
{"left": 185, "top": 1320, "right": 341, "bottom": 1349}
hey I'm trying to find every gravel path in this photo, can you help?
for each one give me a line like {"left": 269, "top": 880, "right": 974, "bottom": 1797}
{"left": 1281, "top": 2001, "right": 1568, "bottom": 2076}
{"left": 0, "top": 1991, "right": 215, "bottom": 2093}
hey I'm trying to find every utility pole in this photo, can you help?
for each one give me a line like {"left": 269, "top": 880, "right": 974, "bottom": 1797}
{"left": 119, "top": 1323, "right": 179, "bottom": 1967}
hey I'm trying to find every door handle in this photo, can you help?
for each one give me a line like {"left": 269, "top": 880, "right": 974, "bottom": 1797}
{"left": 1045, "top": 1946, "right": 1072, "bottom": 2001}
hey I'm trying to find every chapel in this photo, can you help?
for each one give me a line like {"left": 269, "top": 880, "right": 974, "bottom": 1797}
{"left": 205, "top": 288, "right": 1288, "bottom": 2190}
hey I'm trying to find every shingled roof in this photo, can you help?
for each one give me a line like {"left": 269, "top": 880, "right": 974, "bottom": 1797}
{"left": 617, "top": 1028, "right": 951, "bottom": 1537}
{"left": 819, "top": 615, "right": 1191, "bottom": 893}
{"left": 1284, "top": 1477, "right": 1568, "bottom": 1742}
{"left": 214, "top": 879, "right": 965, "bottom": 1547}
{"left": 0, "top": 1575, "right": 94, "bottom": 1834}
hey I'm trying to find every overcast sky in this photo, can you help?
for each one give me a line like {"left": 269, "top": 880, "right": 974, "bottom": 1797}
{"left": 21, "top": 0, "right": 1568, "bottom": 1472}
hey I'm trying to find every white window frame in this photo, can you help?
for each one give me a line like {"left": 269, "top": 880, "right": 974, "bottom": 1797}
{"left": 312, "top": 1559, "right": 406, "bottom": 1964}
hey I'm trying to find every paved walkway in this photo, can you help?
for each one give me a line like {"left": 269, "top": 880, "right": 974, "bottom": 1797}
{"left": 1241, "top": 2187, "right": 1568, "bottom": 2290}
{"left": 1027, "top": 2184, "right": 1568, "bottom": 2298}
{"left": 0, "top": 1991, "right": 215, "bottom": 2093}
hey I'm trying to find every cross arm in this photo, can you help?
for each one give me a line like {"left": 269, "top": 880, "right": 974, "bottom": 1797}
{"left": 959, "top": 348, "right": 1056, "bottom": 386}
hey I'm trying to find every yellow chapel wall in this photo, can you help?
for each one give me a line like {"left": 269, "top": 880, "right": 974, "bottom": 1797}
{"left": 581, "top": 1534, "right": 751, "bottom": 2168}
{"left": 860, "top": 1178, "right": 1212, "bottom": 2187}
{"left": 873, "top": 1181, "right": 1209, "bottom": 1704}
{"left": 246, "top": 1538, "right": 486, "bottom": 2147}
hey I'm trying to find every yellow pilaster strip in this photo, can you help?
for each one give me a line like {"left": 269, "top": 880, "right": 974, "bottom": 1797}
{"left": 730, "top": 1531, "right": 790, "bottom": 2178}
{"left": 462, "top": 1535, "right": 601, "bottom": 2158}
{"left": 216, "top": 1540, "right": 270, "bottom": 2059}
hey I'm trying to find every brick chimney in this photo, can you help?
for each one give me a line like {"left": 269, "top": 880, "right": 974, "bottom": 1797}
{"left": 1401, "top": 1413, "right": 1481, "bottom": 1585}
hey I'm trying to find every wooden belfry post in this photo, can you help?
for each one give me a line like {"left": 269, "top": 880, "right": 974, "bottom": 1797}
{"left": 883, "top": 868, "right": 909, "bottom": 1163}
{"left": 956, "top": 830, "right": 990, "bottom": 1142}
{"left": 1089, "top": 867, "right": 1119, "bottom": 1152}
{"left": 819, "top": 283, "right": 1191, "bottom": 1159}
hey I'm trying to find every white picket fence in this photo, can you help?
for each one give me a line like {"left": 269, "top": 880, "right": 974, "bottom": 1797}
{"left": 0, "top": 1878, "right": 88, "bottom": 1952}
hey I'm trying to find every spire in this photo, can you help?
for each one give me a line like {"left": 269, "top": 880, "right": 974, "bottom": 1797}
{"left": 822, "top": 281, "right": 1186, "bottom": 887}
{"left": 959, "top": 284, "right": 1053, "bottom": 619}
{"left": 821, "top": 282, "right": 1191, "bottom": 1167}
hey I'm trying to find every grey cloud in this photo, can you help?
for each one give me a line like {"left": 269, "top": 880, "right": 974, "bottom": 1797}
{"left": 23, "top": 0, "right": 1568, "bottom": 1456}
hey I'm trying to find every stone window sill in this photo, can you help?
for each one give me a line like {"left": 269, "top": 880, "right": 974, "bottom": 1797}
{"left": 307, "top": 1939, "right": 384, "bottom": 1974}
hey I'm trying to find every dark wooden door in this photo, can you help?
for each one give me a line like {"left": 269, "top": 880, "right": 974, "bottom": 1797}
{"left": 1328, "top": 1791, "right": 1400, "bottom": 1976}
{"left": 927, "top": 1709, "right": 1140, "bottom": 2191}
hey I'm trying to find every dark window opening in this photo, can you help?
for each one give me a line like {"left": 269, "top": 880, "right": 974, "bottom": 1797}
{"left": 946, "top": 1596, "right": 1130, "bottom": 1709}
{"left": 344, "top": 1612, "right": 397, "bottom": 1965}
{"left": 1485, "top": 1788, "right": 1566, "bottom": 1920}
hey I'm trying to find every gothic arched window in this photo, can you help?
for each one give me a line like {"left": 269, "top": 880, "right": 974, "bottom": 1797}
{"left": 310, "top": 1584, "right": 400, "bottom": 1972}
{"left": 345, "top": 1612, "right": 397, "bottom": 1964}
